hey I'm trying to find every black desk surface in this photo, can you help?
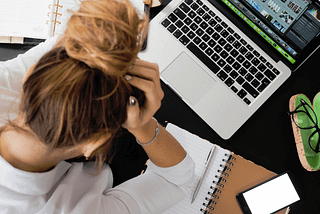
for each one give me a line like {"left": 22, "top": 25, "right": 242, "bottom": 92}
{"left": 1, "top": 2, "right": 320, "bottom": 213}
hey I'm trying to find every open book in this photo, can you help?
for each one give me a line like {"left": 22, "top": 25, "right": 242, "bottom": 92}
{"left": 0, "top": 0, "right": 80, "bottom": 43}
{"left": 0, "top": 0, "right": 144, "bottom": 44}
{"left": 164, "top": 123, "right": 289, "bottom": 214}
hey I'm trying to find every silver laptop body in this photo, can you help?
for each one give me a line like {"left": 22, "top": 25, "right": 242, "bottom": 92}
{"left": 139, "top": 0, "right": 293, "bottom": 139}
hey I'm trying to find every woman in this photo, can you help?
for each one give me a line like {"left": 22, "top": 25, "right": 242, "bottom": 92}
{"left": 0, "top": 0, "right": 195, "bottom": 213}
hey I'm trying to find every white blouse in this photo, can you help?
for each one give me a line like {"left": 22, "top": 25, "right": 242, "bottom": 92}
{"left": 0, "top": 37, "right": 196, "bottom": 214}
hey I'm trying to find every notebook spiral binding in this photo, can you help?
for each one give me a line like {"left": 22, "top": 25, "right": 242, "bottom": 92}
{"left": 200, "top": 152, "right": 236, "bottom": 214}
{"left": 46, "top": 4, "right": 64, "bottom": 36}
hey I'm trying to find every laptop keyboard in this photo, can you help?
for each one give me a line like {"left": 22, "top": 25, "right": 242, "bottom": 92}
{"left": 161, "top": 0, "right": 281, "bottom": 105}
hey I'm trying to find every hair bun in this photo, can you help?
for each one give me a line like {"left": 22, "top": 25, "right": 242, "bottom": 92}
{"left": 62, "top": 0, "right": 148, "bottom": 76}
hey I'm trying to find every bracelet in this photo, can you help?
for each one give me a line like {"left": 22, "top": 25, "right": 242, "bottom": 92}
{"left": 136, "top": 117, "right": 160, "bottom": 146}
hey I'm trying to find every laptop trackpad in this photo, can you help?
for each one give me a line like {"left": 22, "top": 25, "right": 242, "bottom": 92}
{"left": 162, "top": 52, "right": 216, "bottom": 106}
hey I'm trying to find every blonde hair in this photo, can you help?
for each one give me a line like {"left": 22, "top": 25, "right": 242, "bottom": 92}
{"left": 3, "top": 0, "right": 148, "bottom": 172}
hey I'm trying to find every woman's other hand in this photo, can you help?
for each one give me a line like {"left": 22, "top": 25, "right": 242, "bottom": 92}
{"left": 122, "top": 59, "right": 164, "bottom": 134}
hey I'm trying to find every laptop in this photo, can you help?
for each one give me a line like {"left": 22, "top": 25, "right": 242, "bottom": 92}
{"left": 138, "top": 0, "right": 320, "bottom": 139}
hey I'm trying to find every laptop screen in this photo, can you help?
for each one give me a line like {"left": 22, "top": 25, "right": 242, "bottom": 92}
{"left": 218, "top": 0, "right": 320, "bottom": 70}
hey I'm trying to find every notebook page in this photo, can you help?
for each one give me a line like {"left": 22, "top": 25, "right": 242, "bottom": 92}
{"left": 164, "top": 123, "right": 231, "bottom": 214}
{"left": 0, "top": 0, "right": 52, "bottom": 39}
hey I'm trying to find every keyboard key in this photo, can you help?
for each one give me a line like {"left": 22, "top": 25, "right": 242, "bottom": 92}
{"left": 215, "top": 16, "right": 222, "bottom": 22}
{"left": 167, "top": 24, "right": 177, "bottom": 33}
{"left": 187, "top": 31, "right": 196, "bottom": 39}
{"left": 257, "top": 78, "right": 270, "bottom": 92}
{"left": 242, "top": 60, "right": 251, "bottom": 69}
{"left": 226, "top": 56, "right": 235, "bottom": 64}
{"left": 206, "top": 27, "right": 214, "bottom": 35}
{"left": 200, "top": 21, "right": 209, "bottom": 29}
{"left": 221, "top": 30, "right": 229, "bottom": 38}
{"left": 231, "top": 86, "right": 238, "bottom": 93}
{"left": 168, "top": 13, "right": 178, "bottom": 22}
{"left": 217, "top": 59, "right": 226, "bottom": 67}
{"left": 264, "top": 69, "right": 276, "bottom": 80}
{"left": 243, "top": 82, "right": 259, "bottom": 98}
{"left": 195, "top": 28, "right": 204, "bottom": 36}
{"left": 220, "top": 50, "right": 228, "bottom": 58}
{"left": 239, "top": 67, "right": 247, "bottom": 76}
{"left": 223, "top": 64, "right": 232, "bottom": 73}
{"left": 212, "top": 32, "right": 220, "bottom": 40}
{"left": 226, "top": 35, "right": 235, "bottom": 44}
{"left": 205, "top": 47, "right": 214, "bottom": 56}
{"left": 197, "top": 8, "right": 205, "bottom": 16}
{"left": 236, "top": 76, "right": 245, "bottom": 85}
{"left": 237, "top": 89, "right": 247, "bottom": 99}
{"left": 252, "top": 50, "right": 260, "bottom": 57}
{"left": 214, "top": 24, "right": 223, "bottom": 32}
{"left": 217, "top": 70, "right": 228, "bottom": 81}
{"left": 224, "top": 44, "right": 233, "bottom": 52}
{"left": 243, "top": 98, "right": 251, "bottom": 105}
{"left": 232, "top": 61, "right": 241, "bottom": 70}
{"left": 184, "top": 17, "right": 192, "bottom": 25}
{"left": 245, "top": 52, "right": 254, "bottom": 60}
{"left": 208, "top": 39, "right": 216, "bottom": 47}
{"left": 272, "top": 68, "right": 280, "bottom": 75}
{"left": 218, "top": 38, "right": 227, "bottom": 46}
{"left": 191, "top": 3, "right": 199, "bottom": 10}
{"left": 236, "top": 55, "right": 245, "bottom": 63}
{"left": 214, "top": 45, "right": 223, "bottom": 53}
{"left": 174, "top": 8, "right": 186, "bottom": 20}
{"left": 193, "top": 36, "right": 201, "bottom": 44}
{"left": 227, "top": 27, "right": 234, "bottom": 34}
{"left": 199, "top": 42, "right": 208, "bottom": 50}
{"left": 203, "top": 13, "right": 211, "bottom": 21}
{"left": 190, "top": 23, "right": 198, "bottom": 31}
{"left": 211, "top": 53, "right": 220, "bottom": 61}
{"left": 175, "top": 20, "right": 184, "bottom": 28}
{"left": 246, "top": 44, "right": 253, "bottom": 51}
{"left": 251, "top": 79, "right": 260, "bottom": 88}
{"left": 187, "top": 42, "right": 220, "bottom": 74}
{"left": 249, "top": 67, "right": 258, "bottom": 75}
{"left": 202, "top": 4, "right": 209, "bottom": 11}
{"left": 208, "top": 19, "right": 217, "bottom": 27}
{"left": 255, "top": 72, "right": 264, "bottom": 80}
{"left": 173, "top": 29, "right": 183, "bottom": 38}
{"left": 245, "top": 73, "right": 254, "bottom": 82}
{"left": 162, "top": 19, "right": 171, "bottom": 27}
{"left": 239, "top": 46, "right": 248, "bottom": 54}
{"left": 181, "top": 25, "right": 190, "bottom": 33}
{"left": 225, "top": 77, "right": 235, "bottom": 87}
{"left": 185, "top": 0, "right": 193, "bottom": 5}
{"left": 194, "top": 16, "right": 202, "bottom": 24}
{"left": 230, "top": 70, "right": 239, "bottom": 79}
{"left": 230, "top": 49, "right": 239, "bottom": 57}
{"left": 188, "top": 11, "right": 197, "bottom": 18}
{"left": 202, "top": 33, "right": 210, "bottom": 42}
{"left": 179, "top": 35, "right": 190, "bottom": 45}
{"left": 233, "top": 41, "right": 241, "bottom": 49}
{"left": 180, "top": 2, "right": 191, "bottom": 13}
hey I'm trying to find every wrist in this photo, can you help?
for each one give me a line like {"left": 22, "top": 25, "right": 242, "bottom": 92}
{"left": 128, "top": 118, "right": 159, "bottom": 145}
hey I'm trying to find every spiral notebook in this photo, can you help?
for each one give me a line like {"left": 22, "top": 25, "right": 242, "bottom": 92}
{"left": 0, "top": 0, "right": 80, "bottom": 43}
{"left": 164, "top": 123, "right": 289, "bottom": 214}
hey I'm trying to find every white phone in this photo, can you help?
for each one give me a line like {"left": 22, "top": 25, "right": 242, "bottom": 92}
{"left": 236, "top": 171, "right": 303, "bottom": 214}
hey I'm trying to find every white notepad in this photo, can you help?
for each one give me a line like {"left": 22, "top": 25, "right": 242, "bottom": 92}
{"left": 164, "top": 123, "right": 231, "bottom": 214}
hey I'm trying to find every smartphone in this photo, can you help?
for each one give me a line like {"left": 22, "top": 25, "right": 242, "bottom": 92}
{"left": 236, "top": 171, "right": 303, "bottom": 214}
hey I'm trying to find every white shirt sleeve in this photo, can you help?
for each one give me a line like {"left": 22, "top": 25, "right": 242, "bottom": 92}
{"left": 0, "top": 37, "right": 58, "bottom": 126}
{"left": 103, "top": 154, "right": 195, "bottom": 214}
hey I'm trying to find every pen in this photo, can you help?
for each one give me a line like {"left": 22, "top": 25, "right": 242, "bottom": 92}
{"left": 191, "top": 146, "right": 216, "bottom": 204}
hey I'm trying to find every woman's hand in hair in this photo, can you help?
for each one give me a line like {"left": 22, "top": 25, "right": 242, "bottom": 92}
{"left": 122, "top": 59, "right": 164, "bottom": 136}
